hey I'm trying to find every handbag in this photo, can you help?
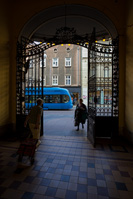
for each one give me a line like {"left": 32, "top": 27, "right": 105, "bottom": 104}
{"left": 74, "top": 119, "right": 78, "bottom": 126}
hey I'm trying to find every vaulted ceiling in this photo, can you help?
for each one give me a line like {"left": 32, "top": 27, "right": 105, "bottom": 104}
{"left": 19, "top": 4, "right": 118, "bottom": 43}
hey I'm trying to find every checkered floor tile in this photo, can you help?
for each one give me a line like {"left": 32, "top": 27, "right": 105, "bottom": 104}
{"left": 0, "top": 135, "right": 133, "bottom": 199}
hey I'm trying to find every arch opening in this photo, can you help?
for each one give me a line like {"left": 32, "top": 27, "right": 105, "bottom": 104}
{"left": 18, "top": 4, "right": 118, "bottom": 44}
{"left": 16, "top": 5, "right": 119, "bottom": 145}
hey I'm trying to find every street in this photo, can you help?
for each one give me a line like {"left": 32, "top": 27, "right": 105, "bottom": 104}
{"left": 43, "top": 108, "right": 87, "bottom": 137}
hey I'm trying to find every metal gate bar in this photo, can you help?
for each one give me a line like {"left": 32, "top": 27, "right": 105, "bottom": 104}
{"left": 16, "top": 35, "right": 119, "bottom": 142}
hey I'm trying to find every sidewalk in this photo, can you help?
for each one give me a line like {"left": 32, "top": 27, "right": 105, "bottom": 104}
{"left": 43, "top": 108, "right": 87, "bottom": 137}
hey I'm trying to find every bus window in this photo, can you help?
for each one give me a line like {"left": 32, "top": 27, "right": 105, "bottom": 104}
{"left": 44, "top": 95, "right": 49, "bottom": 103}
{"left": 62, "top": 95, "right": 69, "bottom": 103}
{"left": 32, "top": 96, "right": 36, "bottom": 103}
{"left": 30, "top": 96, "right": 34, "bottom": 103}
{"left": 49, "top": 95, "right": 61, "bottom": 103}
{"left": 25, "top": 96, "right": 28, "bottom": 103}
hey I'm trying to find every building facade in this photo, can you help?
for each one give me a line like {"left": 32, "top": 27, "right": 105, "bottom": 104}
{"left": 26, "top": 44, "right": 82, "bottom": 105}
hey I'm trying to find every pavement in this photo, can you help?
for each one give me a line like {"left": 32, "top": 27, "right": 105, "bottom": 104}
{"left": 43, "top": 108, "right": 87, "bottom": 137}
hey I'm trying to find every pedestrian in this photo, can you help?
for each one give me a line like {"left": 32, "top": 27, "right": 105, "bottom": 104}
{"left": 73, "top": 96, "right": 77, "bottom": 105}
{"left": 24, "top": 98, "right": 43, "bottom": 147}
{"left": 74, "top": 98, "right": 88, "bottom": 131}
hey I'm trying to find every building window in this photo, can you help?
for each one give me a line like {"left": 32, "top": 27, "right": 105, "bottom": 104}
{"left": 28, "top": 79, "right": 32, "bottom": 87}
{"left": 40, "top": 56, "right": 46, "bottom": 67}
{"left": 43, "top": 76, "right": 46, "bottom": 86}
{"left": 65, "top": 75, "right": 71, "bottom": 85}
{"left": 29, "top": 60, "right": 33, "bottom": 68}
{"left": 40, "top": 76, "right": 46, "bottom": 86}
{"left": 104, "top": 67, "right": 109, "bottom": 77}
{"left": 90, "top": 66, "right": 95, "bottom": 76}
{"left": 52, "top": 58, "right": 58, "bottom": 67}
{"left": 52, "top": 75, "right": 58, "bottom": 85}
{"left": 65, "top": 57, "right": 71, "bottom": 67}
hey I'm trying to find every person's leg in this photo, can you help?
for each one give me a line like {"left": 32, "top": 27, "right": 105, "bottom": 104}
{"left": 29, "top": 123, "right": 41, "bottom": 147}
{"left": 29, "top": 123, "right": 35, "bottom": 137}
{"left": 34, "top": 127, "right": 41, "bottom": 147}
{"left": 76, "top": 124, "right": 79, "bottom": 131}
{"left": 82, "top": 123, "right": 84, "bottom": 129}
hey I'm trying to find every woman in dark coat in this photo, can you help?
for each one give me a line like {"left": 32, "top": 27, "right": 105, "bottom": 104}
{"left": 74, "top": 98, "right": 87, "bottom": 131}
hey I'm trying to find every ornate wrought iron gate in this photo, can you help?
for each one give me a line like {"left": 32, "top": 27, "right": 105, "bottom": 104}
{"left": 16, "top": 37, "right": 45, "bottom": 134}
{"left": 87, "top": 37, "right": 119, "bottom": 146}
{"left": 16, "top": 35, "right": 119, "bottom": 144}
{"left": 87, "top": 41, "right": 96, "bottom": 146}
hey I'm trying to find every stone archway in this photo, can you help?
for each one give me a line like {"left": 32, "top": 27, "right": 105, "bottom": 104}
{"left": 18, "top": 4, "right": 118, "bottom": 43}
{"left": 17, "top": 4, "right": 119, "bottom": 145}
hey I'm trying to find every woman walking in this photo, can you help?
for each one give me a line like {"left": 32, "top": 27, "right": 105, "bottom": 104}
{"left": 74, "top": 98, "right": 88, "bottom": 131}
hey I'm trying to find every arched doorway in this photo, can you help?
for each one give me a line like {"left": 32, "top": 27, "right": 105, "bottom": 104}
{"left": 16, "top": 5, "right": 119, "bottom": 146}
{"left": 18, "top": 4, "right": 118, "bottom": 42}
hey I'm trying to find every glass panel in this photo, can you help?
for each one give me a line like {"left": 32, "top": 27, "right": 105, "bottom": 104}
{"left": 62, "top": 95, "right": 69, "bottom": 103}
{"left": 53, "top": 58, "right": 58, "bottom": 67}
{"left": 49, "top": 95, "right": 61, "bottom": 103}
{"left": 65, "top": 58, "right": 71, "bottom": 66}
{"left": 44, "top": 95, "right": 61, "bottom": 103}
{"left": 94, "top": 43, "right": 113, "bottom": 116}
{"left": 44, "top": 95, "right": 49, "bottom": 103}
{"left": 25, "top": 96, "right": 28, "bottom": 103}
{"left": 52, "top": 76, "right": 58, "bottom": 85}
{"left": 65, "top": 75, "right": 71, "bottom": 85}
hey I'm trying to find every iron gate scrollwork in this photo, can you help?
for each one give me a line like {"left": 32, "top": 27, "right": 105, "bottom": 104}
{"left": 16, "top": 41, "right": 26, "bottom": 116}
{"left": 87, "top": 41, "right": 96, "bottom": 146}
{"left": 16, "top": 34, "right": 119, "bottom": 144}
{"left": 16, "top": 37, "right": 45, "bottom": 134}
{"left": 88, "top": 37, "right": 119, "bottom": 145}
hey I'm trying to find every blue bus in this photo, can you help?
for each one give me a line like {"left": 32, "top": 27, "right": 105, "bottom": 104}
{"left": 25, "top": 87, "right": 73, "bottom": 110}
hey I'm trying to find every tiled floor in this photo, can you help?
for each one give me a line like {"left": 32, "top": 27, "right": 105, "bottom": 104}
{"left": 0, "top": 134, "right": 133, "bottom": 199}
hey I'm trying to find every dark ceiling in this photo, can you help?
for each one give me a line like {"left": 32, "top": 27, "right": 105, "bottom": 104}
{"left": 19, "top": 5, "right": 118, "bottom": 43}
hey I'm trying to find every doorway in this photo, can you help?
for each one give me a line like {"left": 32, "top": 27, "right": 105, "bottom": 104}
{"left": 16, "top": 5, "right": 119, "bottom": 146}
{"left": 16, "top": 36, "right": 119, "bottom": 146}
